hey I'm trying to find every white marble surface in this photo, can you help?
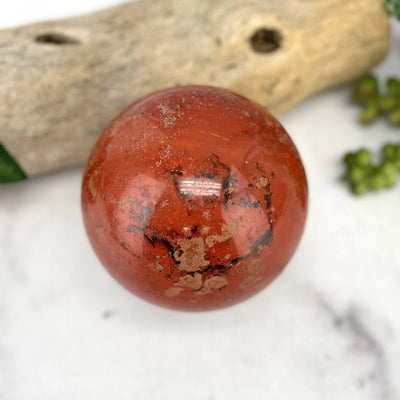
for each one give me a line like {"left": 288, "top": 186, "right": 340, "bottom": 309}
{"left": 1, "top": 2, "right": 400, "bottom": 399}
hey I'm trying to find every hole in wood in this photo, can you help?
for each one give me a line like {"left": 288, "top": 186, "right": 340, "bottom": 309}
{"left": 35, "top": 33, "right": 80, "bottom": 45}
{"left": 250, "top": 28, "right": 281, "bottom": 53}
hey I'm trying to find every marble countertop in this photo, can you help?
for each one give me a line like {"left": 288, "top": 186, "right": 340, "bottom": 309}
{"left": 1, "top": 2, "right": 400, "bottom": 399}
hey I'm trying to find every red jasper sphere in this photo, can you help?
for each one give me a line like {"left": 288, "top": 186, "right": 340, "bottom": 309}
{"left": 82, "top": 86, "right": 307, "bottom": 311}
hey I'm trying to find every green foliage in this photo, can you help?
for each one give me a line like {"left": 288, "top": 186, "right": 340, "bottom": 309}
{"left": 0, "top": 143, "right": 26, "bottom": 183}
{"left": 343, "top": 144, "right": 400, "bottom": 195}
{"left": 352, "top": 75, "right": 400, "bottom": 126}
{"left": 383, "top": 0, "right": 400, "bottom": 20}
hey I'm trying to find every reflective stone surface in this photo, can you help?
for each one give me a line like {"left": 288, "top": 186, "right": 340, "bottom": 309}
{"left": 82, "top": 86, "right": 308, "bottom": 310}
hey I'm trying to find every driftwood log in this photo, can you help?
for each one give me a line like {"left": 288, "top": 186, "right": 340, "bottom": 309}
{"left": 0, "top": 0, "right": 390, "bottom": 177}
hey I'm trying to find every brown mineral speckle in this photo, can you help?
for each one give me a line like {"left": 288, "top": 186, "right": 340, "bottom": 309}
{"left": 206, "top": 220, "right": 238, "bottom": 247}
{"left": 157, "top": 103, "right": 183, "bottom": 127}
{"left": 196, "top": 276, "right": 228, "bottom": 295}
{"left": 200, "top": 226, "right": 210, "bottom": 235}
{"left": 202, "top": 210, "right": 211, "bottom": 220}
{"left": 247, "top": 258, "right": 264, "bottom": 274}
{"left": 109, "top": 196, "right": 130, "bottom": 212}
{"left": 153, "top": 256, "right": 163, "bottom": 272}
{"left": 88, "top": 176, "right": 97, "bottom": 197}
{"left": 255, "top": 176, "right": 269, "bottom": 189}
{"left": 96, "top": 227, "right": 105, "bottom": 242}
{"left": 161, "top": 200, "right": 170, "bottom": 208}
{"left": 162, "top": 118, "right": 174, "bottom": 126}
{"left": 175, "top": 273, "right": 202, "bottom": 289}
{"left": 165, "top": 287, "right": 183, "bottom": 297}
{"left": 225, "top": 184, "right": 234, "bottom": 196}
{"left": 240, "top": 275, "right": 261, "bottom": 289}
{"left": 265, "top": 118, "right": 275, "bottom": 128}
{"left": 175, "top": 237, "right": 209, "bottom": 272}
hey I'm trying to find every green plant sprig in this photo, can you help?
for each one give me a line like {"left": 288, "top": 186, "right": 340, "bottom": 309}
{"left": 383, "top": 0, "right": 400, "bottom": 20}
{"left": 0, "top": 143, "right": 26, "bottom": 183}
{"left": 352, "top": 75, "right": 400, "bottom": 126}
{"left": 344, "top": 143, "right": 400, "bottom": 195}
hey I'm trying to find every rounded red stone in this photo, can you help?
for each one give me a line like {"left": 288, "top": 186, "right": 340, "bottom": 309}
{"left": 81, "top": 86, "right": 308, "bottom": 311}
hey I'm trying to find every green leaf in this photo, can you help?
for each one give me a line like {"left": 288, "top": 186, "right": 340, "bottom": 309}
{"left": 0, "top": 143, "right": 27, "bottom": 183}
{"left": 383, "top": 0, "right": 400, "bottom": 20}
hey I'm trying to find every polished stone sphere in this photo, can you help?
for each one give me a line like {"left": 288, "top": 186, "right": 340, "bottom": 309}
{"left": 82, "top": 86, "right": 307, "bottom": 311}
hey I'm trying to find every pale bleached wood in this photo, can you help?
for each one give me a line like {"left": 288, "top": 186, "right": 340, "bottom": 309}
{"left": 0, "top": 0, "right": 390, "bottom": 176}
